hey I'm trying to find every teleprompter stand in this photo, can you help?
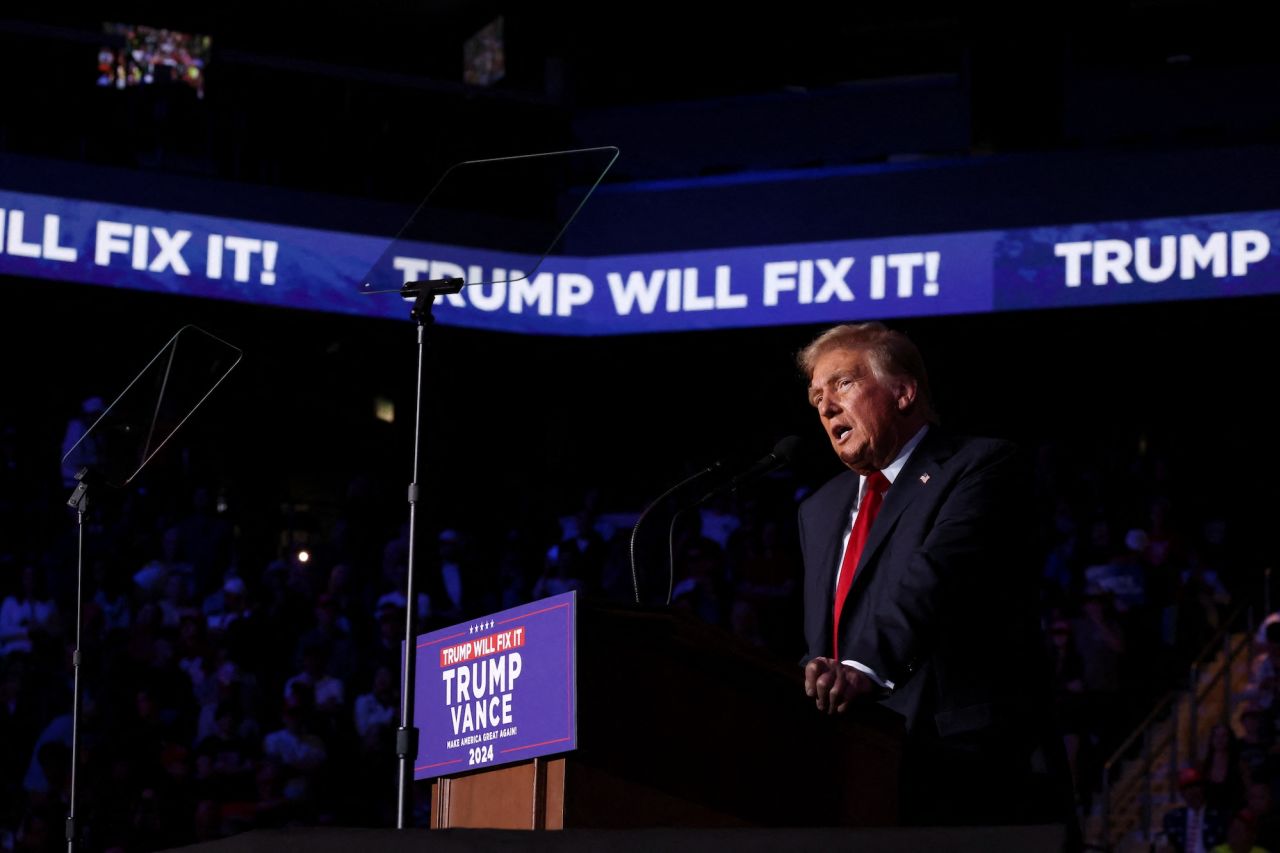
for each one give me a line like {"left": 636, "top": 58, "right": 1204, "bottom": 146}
{"left": 63, "top": 467, "right": 94, "bottom": 853}
{"left": 58, "top": 326, "right": 242, "bottom": 853}
{"left": 354, "top": 147, "right": 618, "bottom": 829}
{"left": 393, "top": 275, "right": 464, "bottom": 829}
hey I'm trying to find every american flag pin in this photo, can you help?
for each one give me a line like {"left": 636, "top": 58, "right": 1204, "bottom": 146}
{"left": 919, "top": 473, "right": 931, "bottom": 484}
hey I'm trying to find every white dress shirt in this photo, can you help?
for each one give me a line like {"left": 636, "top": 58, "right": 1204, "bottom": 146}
{"left": 836, "top": 425, "right": 929, "bottom": 690}
{"left": 1185, "top": 804, "right": 1206, "bottom": 853}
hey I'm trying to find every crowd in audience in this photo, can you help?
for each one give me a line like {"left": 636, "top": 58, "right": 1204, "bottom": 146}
{"left": 0, "top": 402, "right": 1273, "bottom": 852}
{"left": 1155, "top": 621, "right": 1280, "bottom": 853}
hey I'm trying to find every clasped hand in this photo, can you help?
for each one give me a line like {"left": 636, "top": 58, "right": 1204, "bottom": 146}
{"left": 803, "top": 656, "right": 877, "bottom": 714}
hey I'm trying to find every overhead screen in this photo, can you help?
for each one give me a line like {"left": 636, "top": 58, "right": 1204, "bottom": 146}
{"left": 0, "top": 187, "right": 1276, "bottom": 335}
{"left": 97, "top": 23, "right": 211, "bottom": 98}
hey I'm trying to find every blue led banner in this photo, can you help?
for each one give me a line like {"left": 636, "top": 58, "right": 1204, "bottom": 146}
{"left": 1, "top": 188, "right": 1276, "bottom": 335}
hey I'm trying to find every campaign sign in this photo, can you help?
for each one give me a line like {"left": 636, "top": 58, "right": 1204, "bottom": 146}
{"left": 411, "top": 591, "right": 577, "bottom": 779}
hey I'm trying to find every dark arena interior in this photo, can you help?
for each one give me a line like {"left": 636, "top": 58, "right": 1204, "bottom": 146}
{"left": 2, "top": 5, "right": 1279, "bottom": 852}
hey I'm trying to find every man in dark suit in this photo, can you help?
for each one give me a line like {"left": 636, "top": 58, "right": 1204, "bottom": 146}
{"left": 797, "top": 322, "right": 1068, "bottom": 827}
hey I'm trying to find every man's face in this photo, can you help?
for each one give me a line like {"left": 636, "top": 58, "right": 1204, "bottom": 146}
{"left": 808, "top": 347, "right": 912, "bottom": 475}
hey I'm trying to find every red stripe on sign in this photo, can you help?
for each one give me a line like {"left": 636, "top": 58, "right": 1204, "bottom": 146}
{"left": 497, "top": 602, "right": 568, "bottom": 624}
{"left": 501, "top": 737, "right": 572, "bottom": 754}
{"left": 418, "top": 631, "right": 467, "bottom": 649}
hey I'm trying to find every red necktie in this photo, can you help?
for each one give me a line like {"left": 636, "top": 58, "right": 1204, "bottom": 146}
{"left": 833, "top": 470, "right": 890, "bottom": 658}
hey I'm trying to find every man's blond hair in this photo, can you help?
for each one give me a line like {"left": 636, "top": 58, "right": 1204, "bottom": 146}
{"left": 797, "top": 322, "right": 938, "bottom": 423}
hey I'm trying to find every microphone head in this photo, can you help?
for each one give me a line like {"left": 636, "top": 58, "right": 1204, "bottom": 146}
{"left": 771, "top": 435, "right": 802, "bottom": 462}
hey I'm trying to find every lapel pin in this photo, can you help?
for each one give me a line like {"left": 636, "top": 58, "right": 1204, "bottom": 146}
{"left": 919, "top": 473, "right": 931, "bottom": 484}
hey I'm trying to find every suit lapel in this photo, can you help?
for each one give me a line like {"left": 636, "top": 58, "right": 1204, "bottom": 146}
{"left": 851, "top": 429, "right": 957, "bottom": 585}
{"left": 813, "top": 471, "right": 859, "bottom": 602}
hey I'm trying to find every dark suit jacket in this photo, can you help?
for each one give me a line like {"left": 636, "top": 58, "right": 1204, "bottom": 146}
{"left": 799, "top": 430, "right": 1046, "bottom": 741}
{"left": 799, "top": 429, "right": 1074, "bottom": 830}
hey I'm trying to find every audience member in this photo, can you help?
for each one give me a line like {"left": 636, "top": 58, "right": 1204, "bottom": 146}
{"left": 1204, "top": 723, "right": 1244, "bottom": 810}
{"left": 0, "top": 566, "right": 58, "bottom": 658}
{"left": 1211, "top": 808, "right": 1267, "bottom": 853}
{"left": 1163, "top": 768, "right": 1228, "bottom": 853}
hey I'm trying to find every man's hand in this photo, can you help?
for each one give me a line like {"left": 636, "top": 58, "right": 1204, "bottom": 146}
{"left": 803, "top": 656, "right": 877, "bottom": 714}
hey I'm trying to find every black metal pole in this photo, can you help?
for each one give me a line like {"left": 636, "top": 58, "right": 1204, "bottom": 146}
{"left": 393, "top": 280, "right": 463, "bottom": 828}
{"left": 395, "top": 309, "right": 430, "bottom": 828}
{"left": 65, "top": 472, "right": 91, "bottom": 853}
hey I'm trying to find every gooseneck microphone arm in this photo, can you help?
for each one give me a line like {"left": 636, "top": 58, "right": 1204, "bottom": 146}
{"left": 661, "top": 435, "right": 802, "bottom": 604}
{"left": 628, "top": 463, "right": 724, "bottom": 605}
{"left": 630, "top": 436, "right": 802, "bottom": 608}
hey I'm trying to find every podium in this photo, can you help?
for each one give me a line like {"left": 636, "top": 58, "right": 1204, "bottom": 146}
{"left": 430, "top": 602, "right": 903, "bottom": 829}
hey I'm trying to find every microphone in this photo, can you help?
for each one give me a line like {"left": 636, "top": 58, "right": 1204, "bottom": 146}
{"left": 630, "top": 437, "right": 803, "bottom": 607}
{"left": 629, "top": 462, "right": 727, "bottom": 605}
{"left": 724, "top": 435, "right": 802, "bottom": 492}
{"left": 662, "top": 436, "right": 800, "bottom": 606}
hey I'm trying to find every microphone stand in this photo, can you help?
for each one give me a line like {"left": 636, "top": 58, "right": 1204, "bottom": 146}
{"left": 630, "top": 436, "right": 802, "bottom": 608}
{"left": 394, "top": 276, "right": 463, "bottom": 829}
{"left": 660, "top": 474, "right": 741, "bottom": 606}
{"left": 628, "top": 463, "right": 726, "bottom": 606}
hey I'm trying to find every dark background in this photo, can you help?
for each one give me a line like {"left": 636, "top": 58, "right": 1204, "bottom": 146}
{"left": 1, "top": 2, "right": 1279, "bottom": 849}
